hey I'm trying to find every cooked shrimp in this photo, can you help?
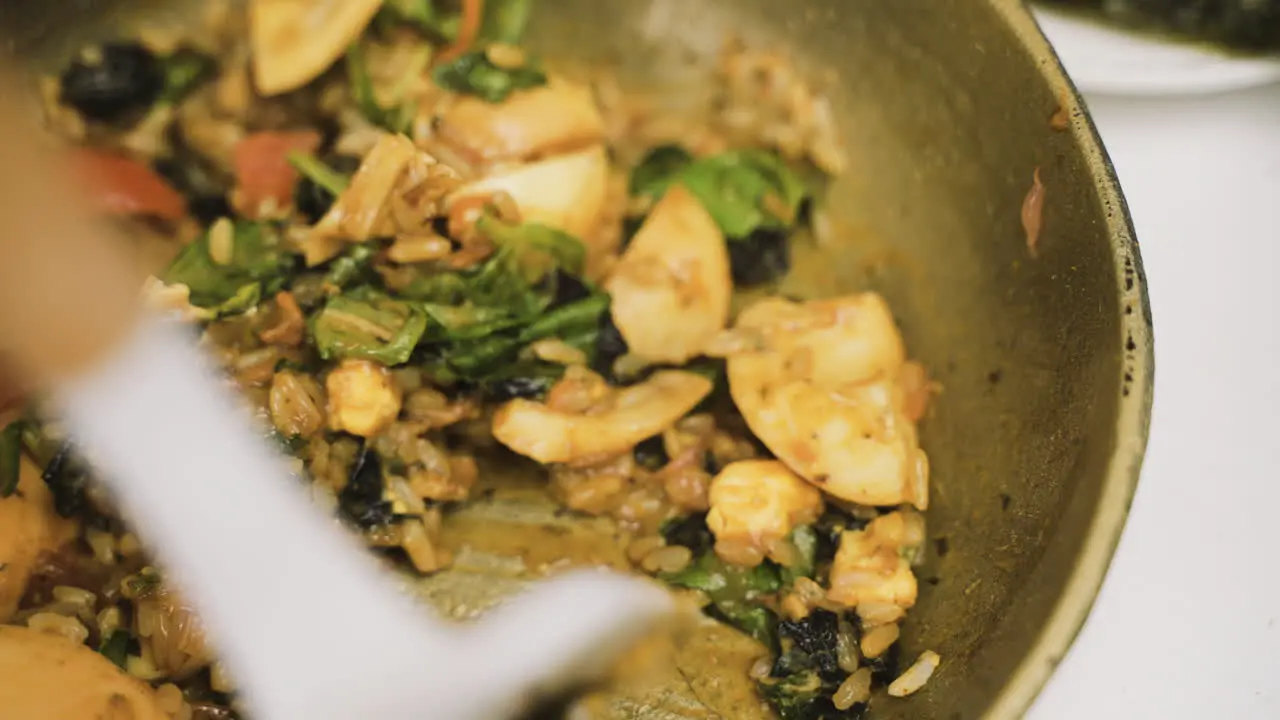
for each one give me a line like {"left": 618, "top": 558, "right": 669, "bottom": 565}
{"left": 706, "top": 460, "right": 823, "bottom": 567}
{"left": 605, "top": 185, "right": 732, "bottom": 364}
{"left": 492, "top": 370, "right": 713, "bottom": 464}
{"left": 727, "top": 294, "right": 929, "bottom": 508}
{"left": 827, "top": 511, "right": 920, "bottom": 612}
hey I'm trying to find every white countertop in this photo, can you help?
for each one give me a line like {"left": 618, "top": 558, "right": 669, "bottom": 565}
{"left": 1026, "top": 47, "right": 1280, "bottom": 720}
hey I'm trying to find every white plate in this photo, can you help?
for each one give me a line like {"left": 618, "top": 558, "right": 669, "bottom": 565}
{"left": 1033, "top": 7, "right": 1280, "bottom": 97}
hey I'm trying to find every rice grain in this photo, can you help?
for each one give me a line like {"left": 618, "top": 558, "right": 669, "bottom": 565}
{"left": 888, "top": 650, "right": 941, "bottom": 697}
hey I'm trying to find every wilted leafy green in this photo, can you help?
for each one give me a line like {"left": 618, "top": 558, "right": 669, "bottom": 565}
{"left": 679, "top": 149, "right": 809, "bottom": 239}
{"left": 378, "top": 0, "right": 533, "bottom": 44}
{"left": 780, "top": 524, "right": 819, "bottom": 586}
{"left": 629, "top": 144, "right": 693, "bottom": 200}
{"left": 98, "top": 630, "right": 131, "bottom": 669}
{"left": 322, "top": 244, "right": 378, "bottom": 291}
{"left": 433, "top": 50, "right": 546, "bottom": 103}
{"left": 0, "top": 420, "right": 25, "bottom": 499}
{"left": 346, "top": 43, "right": 416, "bottom": 133}
{"left": 662, "top": 549, "right": 783, "bottom": 650}
{"left": 287, "top": 152, "right": 351, "bottom": 197}
{"left": 162, "top": 221, "right": 291, "bottom": 311}
{"left": 758, "top": 610, "right": 862, "bottom": 720}
{"left": 311, "top": 291, "right": 429, "bottom": 366}
{"left": 158, "top": 48, "right": 217, "bottom": 105}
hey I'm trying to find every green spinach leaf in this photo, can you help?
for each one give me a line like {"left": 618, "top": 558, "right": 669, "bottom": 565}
{"left": 780, "top": 524, "right": 819, "bottom": 586}
{"left": 629, "top": 144, "right": 693, "bottom": 200}
{"left": 162, "top": 221, "right": 291, "bottom": 309}
{"left": 98, "top": 630, "right": 131, "bottom": 669}
{"left": 287, "top": 152, "right": 351, "bottom": 197}
{"left": 158, "top": 48, "right": 217, "bottom": 105}
{"left": 346, "top": 43, "right": 416, "bottom": 133}
{"left": 678, "top": 149, "right": 809, "bottom": 240}
{"left": 311, "top": 292, "right": 429, "bottom": 366}
{"left": 432, "top": 50, "right": 546, "bottom": 103}
{"left": 478, "top": 0, "right": 535, "bottom": 44}
{"left": 0, "top": 420, "right": 25, "bottom": 499}
{"left": 662, "top": 549, "right": 783, "bottom": 649}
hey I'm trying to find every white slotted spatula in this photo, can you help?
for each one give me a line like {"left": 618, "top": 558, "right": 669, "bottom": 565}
{"left": 0, "top": 80, "right": 672, "bottom": 720}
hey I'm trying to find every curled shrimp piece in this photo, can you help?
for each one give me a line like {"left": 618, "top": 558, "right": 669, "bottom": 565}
{"left": 605, "top": 185, "right": 732, "bottom": 364}
{"left": 0, "top": 456, "right": 77, "bottom": 622}
{"left": 727, "top": 294, "right": 929, "bottom": 508}
{"left": 437, "top": 79, "right": 606, "bottom": 164}
{"left": 827, "top": 510, "right": 923, "bottom": 613}
{"left": 706, "top": 460, "right": 823, "bottom": 568}
{"left": 0, "top": 625, "right": 167, "bottom": 719}
{"left": 492, "top": 370, "right": 714, "bottom": 464}
{"left": 448, "top": 145, "right": 609, "bottom": 240}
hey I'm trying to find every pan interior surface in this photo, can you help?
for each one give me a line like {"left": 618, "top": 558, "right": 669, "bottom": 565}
{"left": 0, "top": 1, "right": 1153, "bottom": 718}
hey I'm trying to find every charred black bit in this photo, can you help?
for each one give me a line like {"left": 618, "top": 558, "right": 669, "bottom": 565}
{"left": 777, "top": 610, "right": 843, "bottom": 681}
{"left": 813, "top": 510, "right": 868, "bottom": 565}
{"left": 866, "top": 641, "right": 901, "bottom": 685}
{"left": 151, "top": 156, "right": 231, "bottom": 226}
{"left": 660, "top": 512, "right": 713, "bottom": 554}
{"left": 591, "top": 311, "right": 628, "bottom": 379}
{"left": 633, "top": 435, "right": 669, "bottom": 471}
{"left": 338, "top": 447, "right": 394, "bottom": 529}
{"left": 548, "top": 269, "right": 592, "bottom": 308}
{"left": 481, "top": 371, "right": 559, "bottom": 402}
{"left": 41, "top": 442, "right": 90, "bottom": 519}
{"left": 729, "top": 228, "right": 792, "bottom": 287}
{"left": 760, "top": 609, "right": 867, "bottom": 720}
{"left": 295, "top": 154, "right": 362, "bottom": 223}
{"left": 60, "top": 42, "right": 163, "bottom": 124}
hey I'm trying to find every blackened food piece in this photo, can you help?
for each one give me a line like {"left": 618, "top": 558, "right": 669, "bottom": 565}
{"left": 41, "top": 442, "right": 90, "bottom": 519}
{"left": 151, "top": 157, "right": 231, "bottom": 225}
{"left": 661, "top": 512, "right": 714, "bottom": 555}
{"left": 60, "top": 43, "right": 163, "bottom": 124}
{"left": 729, "top": 229, "right": 791, "bottom": 287}
{"left": 633, "top": 435, "right": 669, "bottom": 471}
{"left": 813, "top": 510, "right": 868, "bottom": 565}
{"left": 777, "top": 610, "right": 843, "bottom": 681}
{"left": 549, "top": 269, "right": 592, "bottom": 308}
{"left": 338, "top": 447, "right": 394, "bottom": 529}
{"left": 866, "top": 641, "right": 901, "bottom": 685}
{"left": 294, "top": 154, "right": 362, "bottom": 223}
{"left": 592, "top": 311, "right": 628, "bottom": 378}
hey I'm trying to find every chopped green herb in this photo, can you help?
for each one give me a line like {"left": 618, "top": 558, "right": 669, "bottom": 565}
{"left": 346, "top": 43, "right": 416, "bottom": 133}
{"left": 287, "top": 152, "right": 351, "bottom": 197}
{"left": 663, "top": 550, "right": 783, "bottom": 649}
{"left": 98, "top": 630, "right": 131, "bottom": 669}
{"left": 678, "top": 149, "right": 809, "bottom": 240}
{"left": 780, "top": 525, "right": 818, "bottom": 586}
{"left": 432, "top": 50, "right": 547, "bottom": 103}
{"left": 162, "top": 221, "right": 292, "bottom": 309}
{"left": 629, "top": 144, "right": 693, "bottom": 200}
{"left": 158, "top": 48, "right": 217, "bottom": 105}
{"left": 476, "top": 215, "right": 586, "bottom": 281}
{"left": 322, "top": 244, "right": 377, "bottom": 291}
{"left": 378, "top": 0, "right": 460, "bottom": 40}
{"left": 311, "top": 292, "right": 429, "bottom": 366}
{"left": 120, "top": 568, "right": 163, "bottom": 600}
{"left": 0, "top": 420, "right": 25, "bottom": 499}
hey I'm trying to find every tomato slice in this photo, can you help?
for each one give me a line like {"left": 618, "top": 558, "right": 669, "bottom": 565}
{"left": 233, "top": 130, "right": 322, "bottom": 217}
{"left": 69, "top": 148, "right": 187, "bottom": 221}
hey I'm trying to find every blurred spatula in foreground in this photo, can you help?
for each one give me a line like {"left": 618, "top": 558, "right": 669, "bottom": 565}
{"left": 0, "top": 79, "right": 673, "bottom": 719}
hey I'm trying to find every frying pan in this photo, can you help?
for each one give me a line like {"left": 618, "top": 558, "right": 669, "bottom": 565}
{"left": 0, "top": 1, "right": 1154, "bottom": 717}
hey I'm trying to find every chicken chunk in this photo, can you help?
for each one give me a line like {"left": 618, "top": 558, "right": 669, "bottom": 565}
{"left": 827, "top": 511, "right": 922, "bottom": 613}
{"left": 706, "top": 460, "right": 823, "bottom": 567}
{"left": 326, "top": 359, "right": 402, "bottom": 437}
{"left": 0, "top": 625, "right": 167, "bottom": 719}
{"left": 605, "top": 185, "right": 732, "bottom": 364}
{"left": 0, "top": 456, "right": 77, "bottom": 622}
